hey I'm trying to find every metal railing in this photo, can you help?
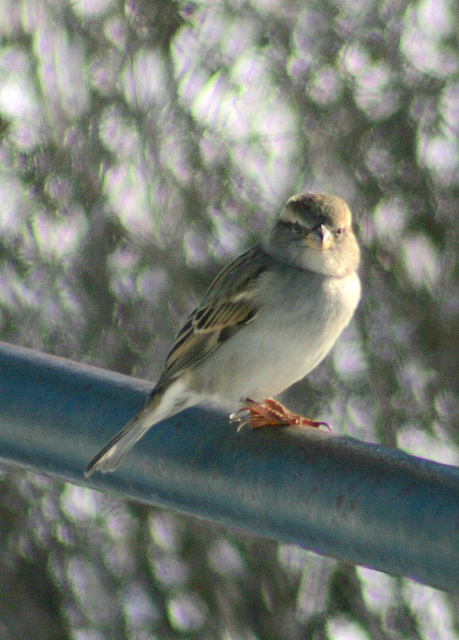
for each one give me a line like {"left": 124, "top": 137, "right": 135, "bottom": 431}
{"left": 0, "top": 341, "right": 457, "bottom": 592}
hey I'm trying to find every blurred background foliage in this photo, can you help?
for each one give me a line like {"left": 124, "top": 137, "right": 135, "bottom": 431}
{"left": 0, "top": 0, "right": 458, "bottom": 638}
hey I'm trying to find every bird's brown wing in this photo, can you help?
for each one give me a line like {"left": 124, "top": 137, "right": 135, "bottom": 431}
{"left": 159, "top": 246, "right": 268, "bottom": 383}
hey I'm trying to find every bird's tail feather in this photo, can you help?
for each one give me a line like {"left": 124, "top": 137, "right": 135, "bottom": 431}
{"left": 84, "top": 382, "right": 190, "bottom": 476}
{"left": 84, "top": 400, "right": 161, "bottom": 476}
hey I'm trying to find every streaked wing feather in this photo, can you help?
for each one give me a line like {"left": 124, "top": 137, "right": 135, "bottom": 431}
{"left": 160, "top": 246, "right": 268, "bottom": 382}
{"left": 163, "top": 329, "right": 221, "bottom": 378}
{"left": 194, "top": 299, "right": 255, "bottom": 330}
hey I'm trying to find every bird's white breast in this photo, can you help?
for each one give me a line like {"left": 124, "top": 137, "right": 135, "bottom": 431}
{"left": 191, "top": 269, "right": 361, "bottom": 405}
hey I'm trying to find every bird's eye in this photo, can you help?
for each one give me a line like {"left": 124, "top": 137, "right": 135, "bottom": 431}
{"left": 291, "top": 221, "right": 303, "bottom": 234}
{"left": 334, "top": 227, "right": 345, "bottom": 238}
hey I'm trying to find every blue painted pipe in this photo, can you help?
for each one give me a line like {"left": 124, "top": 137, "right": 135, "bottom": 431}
{"left": 0, "top": 341, "right": 457, "bottom": 592}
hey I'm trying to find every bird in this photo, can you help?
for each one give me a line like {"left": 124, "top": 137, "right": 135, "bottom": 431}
{"left": 85, "top": 192, "right": 361, "bottom": 476}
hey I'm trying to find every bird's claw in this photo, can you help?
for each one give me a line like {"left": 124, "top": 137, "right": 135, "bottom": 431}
{"left": 230, "top": 398, "right": 330, "bottom": 431}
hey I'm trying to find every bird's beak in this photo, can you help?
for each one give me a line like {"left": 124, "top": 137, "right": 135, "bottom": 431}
{"left": 305, "top": 224, "right": 333, "bottom": 250}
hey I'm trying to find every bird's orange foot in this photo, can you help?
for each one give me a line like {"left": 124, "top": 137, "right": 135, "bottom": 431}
{"left": 230, "top": 398, "right": 330, "bottom": 431}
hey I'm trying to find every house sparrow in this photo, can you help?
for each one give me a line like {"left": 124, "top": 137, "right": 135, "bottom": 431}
{"left": 85, "top": 193, "right": 361, "bottom": 476}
